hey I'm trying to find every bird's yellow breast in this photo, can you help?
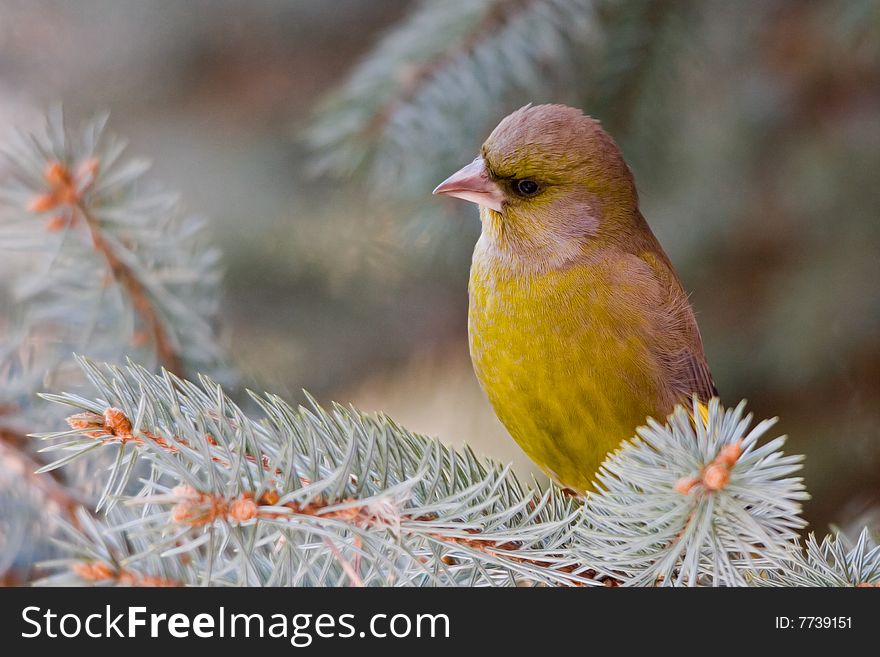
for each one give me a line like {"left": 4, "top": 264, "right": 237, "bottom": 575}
{"left": 468, "top": 238, "right": 666, "bottom": 492}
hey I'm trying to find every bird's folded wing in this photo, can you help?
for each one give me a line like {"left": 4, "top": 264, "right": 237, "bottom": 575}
{"left": 637, "top": 249, "right": 718, "bottom": 404}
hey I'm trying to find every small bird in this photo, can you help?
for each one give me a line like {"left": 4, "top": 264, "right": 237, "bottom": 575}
{"left": 433, "top": 104, "right": 716, "bottom": 493}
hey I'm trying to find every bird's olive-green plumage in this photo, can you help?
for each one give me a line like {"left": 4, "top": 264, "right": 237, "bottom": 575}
{"left": 440, "top": 104, "right": 715, "bottom": 494}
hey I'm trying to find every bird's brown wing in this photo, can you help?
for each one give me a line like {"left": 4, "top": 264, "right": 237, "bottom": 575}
{"left": 666, "top": 344, "right": 718, "bottom": 403}
{"left": 637, "top": 248, "right": 717, "bottom": 404}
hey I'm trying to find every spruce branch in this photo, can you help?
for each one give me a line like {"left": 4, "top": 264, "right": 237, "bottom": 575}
{"left": 307, "top": 0, "right": 601, "bottom": 190}
{"left": 34, "top": 359, "right": 818, "bottom": 587}
{"left": 0, "top": 425, "right": 84, "bottom": 526}
{"left": 0, "top": 108, "right": 229, "bottom": 581}
{"left": 77, "top": 200, "right": 182, "bottom": 374}
{"left": 0, "top": 108, "right": 227, "bottom": 385}
{"left": 757, "top": 529, "right": 880, "bottom": 587}
{"left": 360, "top": 0, "right": 524, "bottom": 140}
{"left": 578, "top": 399, "right": 809, "bottom": 586}
{"left": 37, "top": 358, "right": 600, "bottom": 586}
{"left": 36, "top": 508, "right": 188, "bottom": 587}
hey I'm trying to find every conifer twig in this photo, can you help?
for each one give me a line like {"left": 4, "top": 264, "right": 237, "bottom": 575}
{"left": 61, "top": 405, "right": 596, "bottom": 586}
{"left": 362, "top": 0, "right": 540, "bottom": 139}
{"left": 32, "top": 358, "right": 826, "bottom": 587}
{"left": 0, "top": 109, "right": 227, "bottom": 581}
{"left": 24, "top": 156, "right": 182, "bottom": 372}
{"left": 75, "top": 200, "right": 182, "bottom": 373}
{"left": 0, "top": 425, "right": 84, "bottom": 527}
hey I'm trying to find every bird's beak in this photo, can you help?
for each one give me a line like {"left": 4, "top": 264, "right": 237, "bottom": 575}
{"left": 432, "top": 157, "right": 505, "bottom": 212}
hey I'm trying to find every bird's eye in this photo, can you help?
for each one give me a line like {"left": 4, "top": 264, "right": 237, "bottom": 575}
{"left": 513, "top": 179, "right": 540, "bottom": 197}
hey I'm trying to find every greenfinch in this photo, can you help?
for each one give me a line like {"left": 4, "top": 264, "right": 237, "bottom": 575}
{"left": 433, "top": 104, "right": 716, "bottom": 493}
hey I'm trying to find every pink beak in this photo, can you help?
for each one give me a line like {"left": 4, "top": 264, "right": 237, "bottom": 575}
{"left": 432, "top": 157, "right": 505, "bottom": 212}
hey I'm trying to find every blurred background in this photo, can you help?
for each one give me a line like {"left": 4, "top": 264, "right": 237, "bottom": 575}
{"left": 0, "top": 0, "right": 878, "bottom": 544}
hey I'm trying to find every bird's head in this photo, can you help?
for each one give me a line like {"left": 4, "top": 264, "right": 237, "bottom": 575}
{"left": 433, "top": 104, "right": 639, "bottom": 266}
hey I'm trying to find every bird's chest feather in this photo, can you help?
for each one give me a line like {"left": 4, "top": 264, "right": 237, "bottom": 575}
{"left": 467, "top": 246, "right": 663, "bottom": 487}
{"left": 469, "top": 253, "right": 656, "bottom": 396}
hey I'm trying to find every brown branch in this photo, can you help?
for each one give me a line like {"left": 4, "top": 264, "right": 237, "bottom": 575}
{"left": 26, "top": 159, "right": 183, "bottom": 374}
{"left": 65, "top": 408, "right": 605, "bottom": 585}
{"left": 168, "top": 486, "right": 600, "bottom": 586}
{"left": 67, "top": 407, "right": 283, "bottom": 476}
{"left": 75, "top": 202, "right": 183, "bottom": 374}
{"left": 422, "top": 527, "right": 602, "bottom": 585}
{"left": 72, "top": 560, "right": 180, "bottom": 587}
{"left": 0, "top": 425, "right": 84, "bottom": 529}
{"left": 361, "top": 0, "right": 539, "bottom": 139}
